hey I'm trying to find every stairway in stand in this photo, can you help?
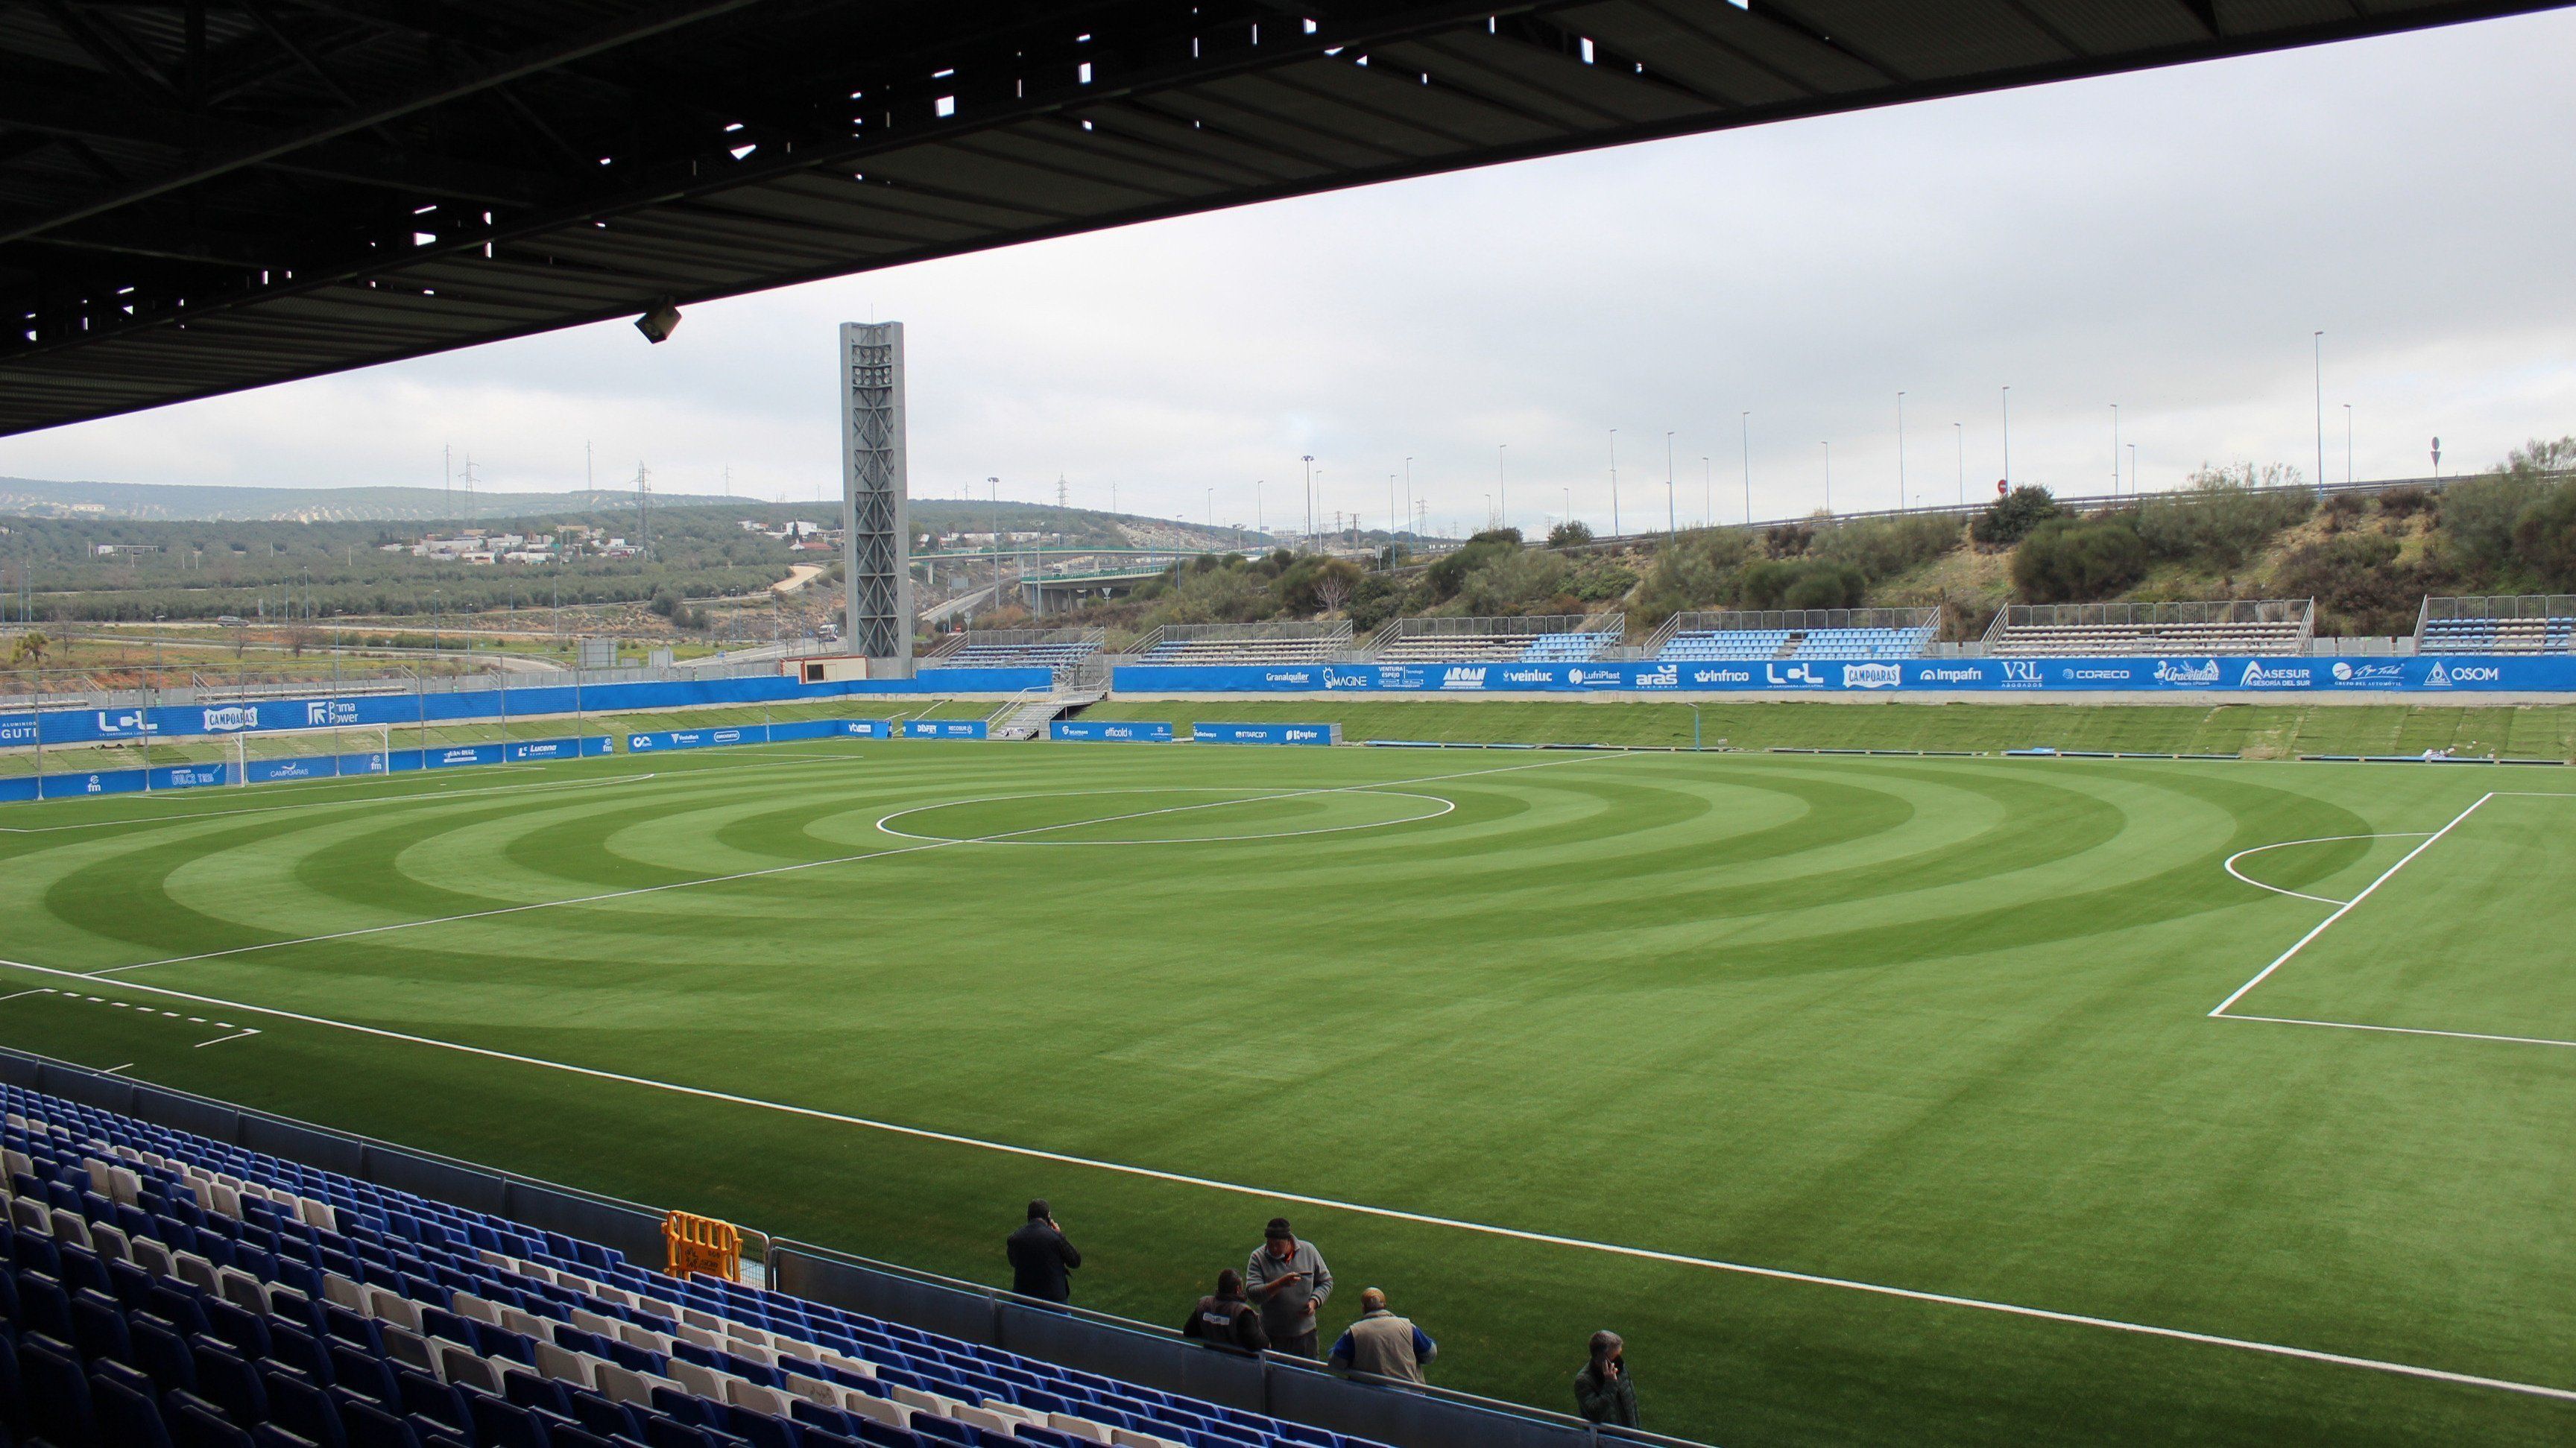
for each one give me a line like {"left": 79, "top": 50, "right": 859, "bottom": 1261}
{"left": 990, "top": 689, "right": 1105, "bottom": 740}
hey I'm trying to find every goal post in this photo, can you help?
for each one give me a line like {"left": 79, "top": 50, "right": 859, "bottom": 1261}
{"left": 230, "top": 724, "right": 394, "bottom": 785}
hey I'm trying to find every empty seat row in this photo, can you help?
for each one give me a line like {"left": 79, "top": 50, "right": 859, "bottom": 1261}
{"left": 1, "top": 1087, "right": 1382, "bottom": 1448}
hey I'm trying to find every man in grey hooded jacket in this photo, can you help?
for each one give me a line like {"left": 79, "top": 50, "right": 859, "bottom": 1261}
{"left": 1244, "top": 1217, "right": 1333, "bottom": 1356}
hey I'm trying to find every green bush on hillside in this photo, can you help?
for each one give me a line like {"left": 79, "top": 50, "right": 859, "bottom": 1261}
{"left": 2133, "top": 466, "right": 2313, "bottom": 569}
{"left": 1811, "top": 513, "right": 1960, "bottom": 579}
{"left": 1970, "top": 486, "right": 2064, "bottom": 545}
{"left": 2011, "top": 517, "right": 2149, "bottom": 603}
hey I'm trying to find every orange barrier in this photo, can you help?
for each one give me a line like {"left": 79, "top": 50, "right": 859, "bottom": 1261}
{"left": 664, "top": 1210, "right": 744, "bottom": 1282}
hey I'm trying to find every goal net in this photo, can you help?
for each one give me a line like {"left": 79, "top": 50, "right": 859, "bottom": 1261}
{"left": 230, "top": 724, "right": 394, "bottom": 785}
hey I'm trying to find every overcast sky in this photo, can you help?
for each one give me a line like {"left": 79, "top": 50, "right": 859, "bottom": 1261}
{"left": 4, "top": 9, "right": 2572, "bottom": 537}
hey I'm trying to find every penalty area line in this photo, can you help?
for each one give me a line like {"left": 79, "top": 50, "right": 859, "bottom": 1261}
{"left": 0, "top": 954, "right": 2566, "bottom": 1406}
{"left": 2209, "top": 793, "right": 2496, "bottom": 1018}
{"left": 2217, "top": 1014, "right": 2576, "bottom": 1052}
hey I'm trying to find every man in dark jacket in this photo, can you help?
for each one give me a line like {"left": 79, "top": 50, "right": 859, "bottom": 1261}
{"left": 1005, "top": 1198, "right": 1081, "bottom": 1304}
{"left": 1574, "top": 1330, "right": 1638, "bottom": 1429}
{"left": 1180, "top": 1268, "right": 1270, "bottom": 1353}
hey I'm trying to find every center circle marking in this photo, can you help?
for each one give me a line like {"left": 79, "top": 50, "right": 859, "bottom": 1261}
{"left": 874, "top": 786, "right": 1456, "bottom": 846}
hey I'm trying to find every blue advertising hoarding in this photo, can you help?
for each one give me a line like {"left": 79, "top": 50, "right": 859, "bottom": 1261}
{"left": 39, "top": 768, "right": 148, "bottom": 798}
{"left": 905, "top": 719, "right": 988, "bottom": 739}
{"left": 424, "top": 743, "right": 505, "bottom": 770}
{"left": 1051, "top": 719, "right": 1174, "bottom": 742}
{"left": 15, "top": 668, "right": 1050, "bottom": 746}
{"left": 1193, "top": 722, "right": 1341, "bottom": 745}
{"left": 0, "top": 777, "right": 36, "bottom": 804}
{"left": 1117, "top": 654, "right": 2576, "bottom": 695}
{"left": 244, "top": 756, "right": 337, "bottom": 784}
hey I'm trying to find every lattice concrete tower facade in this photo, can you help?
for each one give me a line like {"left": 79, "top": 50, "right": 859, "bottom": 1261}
{"left": 838, "top": 321, "right": 912, "bottom": 671}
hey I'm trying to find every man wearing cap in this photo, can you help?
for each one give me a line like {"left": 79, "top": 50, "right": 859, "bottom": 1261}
{"left": 1006, "top": 1198, "right": 1082, "bottom": 1305}
{"left": 1244, "top": 1217, "right": 1333, "bottom": 1357}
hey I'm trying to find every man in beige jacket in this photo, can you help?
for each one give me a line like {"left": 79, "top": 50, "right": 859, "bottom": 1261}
{"left": 1328, "top": 1287, "right": 1438, "bottom": 1385}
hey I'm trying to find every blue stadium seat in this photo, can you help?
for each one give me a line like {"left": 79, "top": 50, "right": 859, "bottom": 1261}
{"left": 97, "top": 1370, "right": 181, "bottom": 1448}
{"left": 469, "top": 1392, "right": 550, "bottom": 1448}
{"left": 131, "top": 1315, "right": 199, "bottom": 1397}
{"left": 13, "top": 1272, "right": 72, "bottom": 1342}
{"left": 331, "top": 1343, "right": 400, "bottom": 1406}
{"left": 73, "top": 1286, "right": 134, "bottom": 1365}
{"left": 18, "top": 1335, "right": 95, "bottom": 1447}
{"left": 341, "top": 1397, "right": 420, "bottom": 1448}
{"left": 174, "top": 1398, "right": 259, "bottom": 1448}
{"left": 191, "top": 1338, "right": 270, "bottom": 1428}
{"left": 264, "top": 1363, "right": 350, "bottom": 1448}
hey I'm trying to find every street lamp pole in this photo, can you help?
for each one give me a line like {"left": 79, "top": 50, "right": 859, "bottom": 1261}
{"left": 1607, "top": 429, "right": 1620, "bottom": 539}
{"left": 1665, "top": 430, "right": 1676, "bottom": 535}
{"left": 2111, "top": 403, "right": 2121, "bottom": 497}
{"left": 1895, "top": 392, "right": 1906, "bottom": 510}
{"left": 2344, "top": 403, "right": 2354, "bottom": 486}
{"left": 1403, "top": 457, "right": 1412, "bottom": 543}
{"left": 1497, "top": 445, "right": 1508, "bottom": 534}
{"left": 2314, "top": 330, "right": 2326, "bottom": 493}
{"left": 2001, "top": 387, "right": 2012, "bottom": 487}
{"left": 1955, "top": 422, "right": 1966, "bottom": 505}
{"left": 1822, "top": 441, "right": 1833, "bottom": 514}
{"left": 1740, "top": 412, "right": 1752, "bottom": 527}
{"left": 1301, "top": 455, "right": 1315, "bottom": 551}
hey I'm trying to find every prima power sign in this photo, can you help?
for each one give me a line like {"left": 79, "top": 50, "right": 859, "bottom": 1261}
{"left": 1112, "top": 656, "right": 2572, "bottom": 695}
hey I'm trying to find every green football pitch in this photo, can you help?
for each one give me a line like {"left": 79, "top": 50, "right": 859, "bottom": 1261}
{"left": 1, "top": 738, "right": 2571, "bottom": 1447}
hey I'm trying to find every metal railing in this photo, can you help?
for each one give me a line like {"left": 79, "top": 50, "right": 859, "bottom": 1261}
{"left": 1664, "top": 607, "right": 1936, "bottom": 634}
{"left": 2419, "top": 594, "right": 2576, "bottom": 622}
{"left": 1983, "top": 598, "right": 2314, "bottom": 651}
{"left": 1388, "top": 614, "right": 1609, "bottom": 640}
{"left": 0, "top": 1048, "right": 1716, "bottom": 1448}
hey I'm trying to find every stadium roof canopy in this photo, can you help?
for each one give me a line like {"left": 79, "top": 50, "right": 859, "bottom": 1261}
{"left": 3, "top": 0, "right": 2563, "bottom": 437}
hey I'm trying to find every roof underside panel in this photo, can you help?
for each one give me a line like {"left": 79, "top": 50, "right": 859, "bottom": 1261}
{"left": 1, "top": 0, "right": 2564, "bottom": 435}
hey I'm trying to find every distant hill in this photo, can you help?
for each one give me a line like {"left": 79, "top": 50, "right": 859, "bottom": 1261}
{"left": 0, "top": 476, "right": 736, "bottom": 523}
{"left": 0, "top": 476, "right": 1278, "bottom": 553}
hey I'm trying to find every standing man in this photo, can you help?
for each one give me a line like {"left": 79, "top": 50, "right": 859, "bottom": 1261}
{"left": 1006, "top": 1198, "right": 1081, "bottom": 1305}
{"left": 1574, "top": 1330, "right": 1639, "bottom": 1429}
{"left": 1244, "top": 1217, "right": 1333, "bottom": 1357}
{"left": 1328, "top": 1287, "right": 1436, "bottom": 1385}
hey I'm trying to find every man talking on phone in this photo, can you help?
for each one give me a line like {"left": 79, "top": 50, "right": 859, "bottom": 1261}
{"left": 1243, "top": 1217, "right": 1333, "bottom": 1357}
{"left": 1006, "top": 1198, "right": 1082, "bottom": 1306}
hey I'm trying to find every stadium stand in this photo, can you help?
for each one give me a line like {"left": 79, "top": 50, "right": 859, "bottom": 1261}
{"left": 1980, "top": 600, "right": 2313, "bottom": 657}
{"left": 1648, "top": 609, "right": 1936, "bottom": 663}
{"left": 1362, "top": 616, "right": 1623, "bottom": 664}
{"left": 1131, "top": 622, "right": 1354, "bottom": 666}
{"left": 2415, "top": 595, "right": 2576, "bottom": 654}
{"left": 0, "top": 1081, "right": 1395, "bottom": 1448}
{"left": 918, "top": 628, "right": 1105, "bottom": 674}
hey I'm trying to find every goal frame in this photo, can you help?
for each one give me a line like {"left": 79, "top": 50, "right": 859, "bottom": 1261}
{"left": 227, "top": 723, "right": 394, "bottom": 786}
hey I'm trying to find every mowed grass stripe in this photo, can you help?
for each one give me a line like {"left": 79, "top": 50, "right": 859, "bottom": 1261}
{"left": 1, "top": 742, "right": 2569, "bottom": 1447}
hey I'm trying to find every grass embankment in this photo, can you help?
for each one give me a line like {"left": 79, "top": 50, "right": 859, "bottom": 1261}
{"left": 1085, "top": 698, "right": 2576, "bottom": 759}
